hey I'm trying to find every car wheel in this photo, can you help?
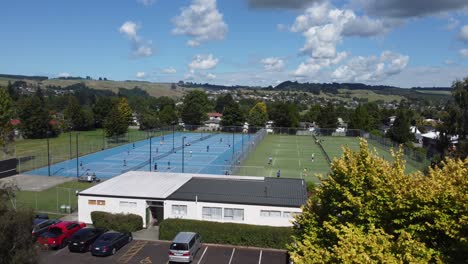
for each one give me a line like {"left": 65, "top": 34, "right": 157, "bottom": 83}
{"left": 61, "top": 239, "right": 68, "bottom": 249}
{"left": 112, "top": 248, "right": 116, "bottom": 255}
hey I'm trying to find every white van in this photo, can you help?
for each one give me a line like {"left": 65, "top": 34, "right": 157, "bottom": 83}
{"left": 168, "top": 232, "right": 202, "bottom": 263}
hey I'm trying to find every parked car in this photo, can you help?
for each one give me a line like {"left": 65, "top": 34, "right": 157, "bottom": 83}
{"left": 33, "top": 214, "right": 49, "bottom": 225}
{"left": 32, "top": 219, "right": 61, "bottom": 240}
{"left": 68, "top": 227, "right": 107, "bottom": 253}
{"left": 90, "top": 231, "right": 132, "bottom": 256}
{"left": 169, "top": 232, "right": 202, "bottom": 263}
{"left": 37, "top": 221, "right": 86, "bottom": 249}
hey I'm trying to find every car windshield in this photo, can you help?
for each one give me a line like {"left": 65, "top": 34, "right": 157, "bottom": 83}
{"left": 170, "top": 243, "right": 188, "bottom": 251}
{"left": 48, "top": 227, "right": 63, "bottom": 235}
{"left": 71, "top": 230, "right": 90, "bottom": 240}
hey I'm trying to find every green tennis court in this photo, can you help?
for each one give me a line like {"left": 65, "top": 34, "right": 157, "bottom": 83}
{"left": 240, "top": 134, "right": 423, "bottom": 183}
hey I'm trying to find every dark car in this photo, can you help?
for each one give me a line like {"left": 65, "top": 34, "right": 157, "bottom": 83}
{"left": 90, "top": 231, "right": 132, "bottom": 256}
{"left": 33, "top": 214, "right": 49, "bottom": 225}
{"left": 68, "top": 227, "right": 107, "bottom": 253}
{"left": 32, "top": 219, "right": 61, "bottom": 240}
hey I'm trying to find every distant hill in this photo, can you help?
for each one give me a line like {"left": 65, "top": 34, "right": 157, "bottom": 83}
{"left": 0, "top": 73, "right": 48, "bottom": 81}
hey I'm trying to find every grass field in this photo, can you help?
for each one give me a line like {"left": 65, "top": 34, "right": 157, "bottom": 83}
{"left": 240, "top": 135, "right": 330, "bottom": 184}
{"left": 15, "top": 181, "right": 94, "bottom": 214}
{"left": 240, "top": 134, "right": 425, "bottom": 183}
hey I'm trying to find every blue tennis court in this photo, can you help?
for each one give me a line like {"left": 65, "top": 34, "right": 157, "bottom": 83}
{"left": 26, "top": 131, "right": 256, "bottom": 179}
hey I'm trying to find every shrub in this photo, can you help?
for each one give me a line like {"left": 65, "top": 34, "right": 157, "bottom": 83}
{"left": 159, "top": 219, "right": 293, "bottom": 249}
{"left": 91, "top": 211, "right": 143, "bottom": 233}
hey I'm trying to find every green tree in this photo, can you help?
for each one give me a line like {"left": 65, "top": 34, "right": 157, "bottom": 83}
{"left": 64, "top": 96, "right": 94, "bottom": 131}
{"left": 17, "top": 96, "right": 57, "bottom": 138}
{"left": 247, "top": 102, "right": 268, "bottom": 127}
{"left": 221, "top": 101, "right": 244, "bottom": 127}
{"left": 316, "top": 103, "right": 337, "bottom": 128}
{"left": 268, "top": 102, "right": 291, "bottom": 127}
{"left": 289, "top": 140, "right": 467, "bottom": 263}
{"left": 0, "top": 182, "right": 37, "bottom": 264}
{"left": 215, "top": 93, "right": 235, "bottom": 113}
{"left": 159, "top": 105, "right": 177, "bottom": 126}
{"left": 180, "top": 91, "right": 210, "bottom": 126}
{"left": 349, "top": 104, "right": 371, "bottom": 131}
{"left": 103, "top": 98, "right": 132, "bottom": 137}
{"left": 301, "top": 104, "right": 320, "bottom": 123}
{"left": 388, "top": 106, "right": 414, "bottom": 144}
{"left": 0, "top": 88, "right": 13, "bottom": 148}
{"left": 138, "top": 110, "right": 159, "bottom": 130}
{"left": 92, "top": 97, "right": 114, "bottom": 128}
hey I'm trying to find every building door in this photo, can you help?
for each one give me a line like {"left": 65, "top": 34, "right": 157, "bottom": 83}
{"left": 147, "top": 201, "right": 164, "bottom": 226}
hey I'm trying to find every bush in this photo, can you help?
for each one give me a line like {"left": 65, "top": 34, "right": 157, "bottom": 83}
{"left": 91, "top": 211, "right": 143, "bottom": 233}
{"left": 159, "top": 219, "right": 293, "bottom": 249}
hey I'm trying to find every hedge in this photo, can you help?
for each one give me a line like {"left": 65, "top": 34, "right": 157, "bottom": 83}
{"left": 91, "top": 211, "right": 143, "bottom": 233}
{"left": 159, "top": 219, "right": 293, "bottom": 249}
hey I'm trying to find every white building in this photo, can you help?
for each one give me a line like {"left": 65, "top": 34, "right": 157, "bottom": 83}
{"left": 204, "top": 113, "right": 223, "bottom": 130}
{"left": 78, "top": 172, "right": 307, "bottom": 228}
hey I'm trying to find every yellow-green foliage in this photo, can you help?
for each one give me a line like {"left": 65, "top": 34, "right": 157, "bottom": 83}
{"left": 289, "top": 139, "right": 467, "bottom": 263}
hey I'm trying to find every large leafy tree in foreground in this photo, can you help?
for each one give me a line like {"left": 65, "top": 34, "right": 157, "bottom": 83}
{"left": 289, "top": 139, "right": 467, "bottom": 263}
{"left": 0, "top": 182, "right": 37, "bottom": 264}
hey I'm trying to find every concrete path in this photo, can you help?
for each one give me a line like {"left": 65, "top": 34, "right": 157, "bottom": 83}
{"left": 0, "top": 174, "right": 73, "bottom": 191}
{"left": 132, "top": 225, "right": 160, "bottom": 241}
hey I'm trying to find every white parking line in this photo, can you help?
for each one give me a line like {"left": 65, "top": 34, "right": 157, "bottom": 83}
{"left": 258, "top": 250, "right": 263, "bottom": 264}
{"left": 197, "top": 247, "right": 208, "bottom": 264}
{"left": 228, "top": 248, "right": 236, "bottom": 264}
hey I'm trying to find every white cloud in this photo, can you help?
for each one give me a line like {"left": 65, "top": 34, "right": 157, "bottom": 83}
{"left": 446, "top": 17, "right": 459, "bottom": 31}
{"left": 172, "top": 0, "right": 228, "bottom": 46}
{"left": 119, "top": 21, "right": 154, "bottom": 58}
{"left": 460, "top": 48, "right": 468, "bottom": 58}
{"left": 205, "top": 73, "right": 217, "bottom": 80}
{"left": 248, "top": 0, "right": 324, "bottom": 9}
{"left": 458, "top": 25, "right": 468, "bottom": 43}
{"left": 291, "top": 2, "right": 389, "bottom": 60}
{"left": 58, "top": 72, "right": 71, "bottom": 78}
{"left": 136, "top": 72, "right": 146, "bottom": 78}
{"left": 137, "top": 0, "right": 156, "bottom": 6}
{"left": 277, "top": 24, "right": 287, "bottom": 32}
{"left": 261, "top": 57, "right": 285, "bottom": 71}
{"left": 331, "top": 51, "right": 409, "bottom": 82}
{"left": 162, "top": 67, "right": 177, "bottom": 74}
{"left": 119, "top": 21, "right": 139, "bottom": 39}
{"left": 189, "top": 54, "right": 219, "bottom": 70}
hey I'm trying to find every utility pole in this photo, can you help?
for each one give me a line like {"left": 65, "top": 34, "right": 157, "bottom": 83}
{"left": 149, "top": 136, "right": 152, "bottom": 171}
{"left": 182, "top": 136, "right": 186, "bottom": 173}
{"left": 76, "top": 133, "right": 79, "bottom": 178}
{"left": 47, "top": 131, "right": 51, "bottom": 176}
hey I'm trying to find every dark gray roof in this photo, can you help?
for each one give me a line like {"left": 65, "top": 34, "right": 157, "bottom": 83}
{"left": 168, "top": 177, "right": 307, "bottom": 208}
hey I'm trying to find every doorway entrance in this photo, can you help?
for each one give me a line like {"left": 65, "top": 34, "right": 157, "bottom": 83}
{"left": 146, "top": 201, "right": 164, "bottom": 226}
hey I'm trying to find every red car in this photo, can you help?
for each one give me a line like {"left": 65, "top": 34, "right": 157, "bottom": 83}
{"left": 37, "top": 221, "right": 86, "bottom": 249}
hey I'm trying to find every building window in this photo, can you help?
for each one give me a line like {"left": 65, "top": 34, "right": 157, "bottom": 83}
{"left": 202, "top": 207, "right": 222, "bottom": 220}
{"left": 260, "top": 210, "right": 281, "bottom": 217}
{"left": 97, "top": 200, "right": 106, "bottom": 206}
{"left": 224, "top": 208, "right": 244, "bottom": 221}
{"left": 172, "top": 205, "right": 187, "bottom": 216}
{"left": 283, "top": 211, "right": 301, "bottom": 218}
{"left": 88, "top": 200, "right": 96, "bottom": 205}
{"left": 120, "top": 201, "right": 137, "bottom": 208}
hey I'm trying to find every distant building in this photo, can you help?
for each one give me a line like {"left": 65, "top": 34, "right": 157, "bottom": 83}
{"left": 265, "top": 120, "right": 274, "bottom": 134}
{"left": 205, "top": 113, "right": 223, "bottom": 130}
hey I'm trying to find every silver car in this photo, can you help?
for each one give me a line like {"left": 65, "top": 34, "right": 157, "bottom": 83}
{"left": 169, "top": 232, "right": 202, "bottom": 263}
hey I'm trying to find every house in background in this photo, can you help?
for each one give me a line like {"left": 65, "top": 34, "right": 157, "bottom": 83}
{"left": 204, "top": 112, "right": 223, "bottom": 130}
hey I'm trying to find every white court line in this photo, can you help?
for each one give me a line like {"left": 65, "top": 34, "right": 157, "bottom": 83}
{"left": 228, "top": 248, "right": 236, "bottom": 264}
{"left": 197, "top": 247, "right": 208, "bottom": 264}
{"left": 258, "top": 250, "right": 263, "bottom": 264}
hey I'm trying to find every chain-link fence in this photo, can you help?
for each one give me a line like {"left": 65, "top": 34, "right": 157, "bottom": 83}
{"left": 4, "top": 125, "right": 435, "bottom": 176}
{"left": 13, "top": 187, "right": 85, "bottom": 214}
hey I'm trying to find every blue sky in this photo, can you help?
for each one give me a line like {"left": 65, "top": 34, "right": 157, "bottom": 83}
{"left": 0, "top": 0, "right": 467, "bottom": 87}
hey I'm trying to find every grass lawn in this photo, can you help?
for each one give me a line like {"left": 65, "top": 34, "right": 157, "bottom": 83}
{"left": 15, "top": 181, "right": 95, "bottom": 214}
{"left": 239, "top": 134, "right": 330, "bottom": 184}
{"left": 13, "top": 128, "right": 152, "bottom": 173}
{"left": 240, "top": 134, "right": 426, "bottom": 183}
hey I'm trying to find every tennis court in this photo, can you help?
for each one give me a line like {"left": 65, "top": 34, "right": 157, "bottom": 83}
{"left": 26, "top": 131, "right": 257, "bottom": 179}
{"left": 239, "top": 134, "right": 423, "bottom": 183}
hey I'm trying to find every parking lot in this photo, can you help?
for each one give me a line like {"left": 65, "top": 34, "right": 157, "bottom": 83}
{"left": 39, "top": 240, "right": 289, "bottom": 264}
